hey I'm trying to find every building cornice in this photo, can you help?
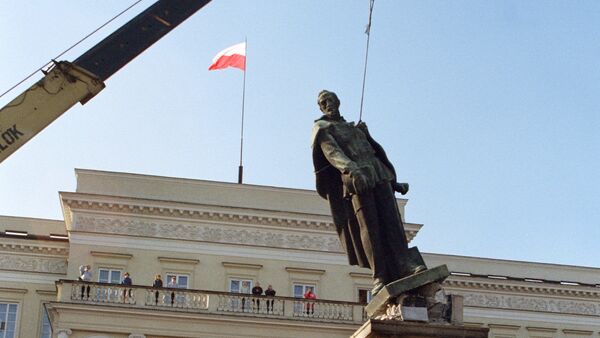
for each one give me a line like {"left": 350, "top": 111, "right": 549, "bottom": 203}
{"left": 446, "top": 275, "right": 600, "bottom": 317}
{"left": 0, "top": 241, "right": 68, "bottom": 256}
{"left": 60, "top": 193, "right": 421, "bottom": 241}
{"left": 445, "top": 276, "right": 600, "bottom": 299}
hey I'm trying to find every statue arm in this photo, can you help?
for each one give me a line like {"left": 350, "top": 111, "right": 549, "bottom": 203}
{"left": 318, "top": 130, "right": 374, "bottom": 195}
{"left": 318, "top": 131, "right": 358, "bottom": 175}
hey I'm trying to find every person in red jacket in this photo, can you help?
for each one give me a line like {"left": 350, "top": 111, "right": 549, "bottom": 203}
{"left": 303, "top": 287, "right": 317, "bottom": 315}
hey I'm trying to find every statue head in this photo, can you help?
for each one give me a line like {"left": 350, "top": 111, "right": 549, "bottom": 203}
{"left": 318, "top": 90, "right": 341, "bottom": 119}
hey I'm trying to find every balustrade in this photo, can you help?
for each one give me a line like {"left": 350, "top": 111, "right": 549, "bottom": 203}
{"left": 61, "top": 280, "right": 362, "bottom": 324}
{"left": 216, "top": 293, "right": 284, "bottom": 316}
{"left": 71, "top": 281, "right": 135, "bottom": 305}
{"left": 292, "top": 299, "right": 353, "bottom": 321}
{"left": 145, "top": 288, "right": 209, "bottom": 310}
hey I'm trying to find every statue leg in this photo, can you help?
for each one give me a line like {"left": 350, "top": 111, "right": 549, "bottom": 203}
{"left": 373, "top": 182, "right": 426, "bottom": 280}
{"left": 351, "top": 190, "right": 392, "bottom": 284}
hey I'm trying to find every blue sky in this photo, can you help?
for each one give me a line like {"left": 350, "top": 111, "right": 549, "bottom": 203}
{"left": 1, "top": 1, "right": 598, "bottom": 268}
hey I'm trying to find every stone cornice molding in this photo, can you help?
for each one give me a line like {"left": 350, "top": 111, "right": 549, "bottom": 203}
{"left": 0, "top": 287, "right": 28, "bottom": 294}
{"left": 563, "top": 329, "right": 594, "bottom": 335}
{"left": 285, "top": 267, "right": 326, "bottom": 275}
{"left": 0, "top": 242, "right": 68, "bottom": 256}
{"left": 36, "top": 289, "right": 58, "bottom": 296}
{"left": 159, "top": 257, "right": 200, "bottom": 265}
{"left": 487, "top": 324, "right": 520, "bottom": 330}
{"left": 222, "top": 262, "right": 263, "bottom": 270}
{"left": 61, "top": 193, "right": 421, "bottom": 241}
{"left": 445, "top": 277, "right": 600, "bottom": 299}
{"left": 90, "top": 251, "right": 133, "bottom": 260}
{"left": 349, "top": 272, "right": 371, "bottom": 279}
{"left": 526, "top": 327, "right": 557, "bottom": 333}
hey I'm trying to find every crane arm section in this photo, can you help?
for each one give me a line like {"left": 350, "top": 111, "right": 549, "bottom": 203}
{"left": 0, "top": 0, "right": 211, "bottom": 164}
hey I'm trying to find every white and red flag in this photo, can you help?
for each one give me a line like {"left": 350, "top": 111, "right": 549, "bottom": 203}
{"left": 208, "top": 42, "right": 246, "bottom": 71}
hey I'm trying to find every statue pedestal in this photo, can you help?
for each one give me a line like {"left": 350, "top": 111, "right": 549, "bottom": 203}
{"left": 365, "top": 265, "right": 450, "bottom": 318}
{"left": 351, "top": 320, "right": 489, "bottom": 338}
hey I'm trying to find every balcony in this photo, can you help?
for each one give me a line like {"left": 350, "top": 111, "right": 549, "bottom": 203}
{"left": 54, "top": 280, "right": 366, "bottom": 326}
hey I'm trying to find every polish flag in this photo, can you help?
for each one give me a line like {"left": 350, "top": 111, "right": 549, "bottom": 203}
{"left": 208, "top": 42, "right": 246, "bottom": 71}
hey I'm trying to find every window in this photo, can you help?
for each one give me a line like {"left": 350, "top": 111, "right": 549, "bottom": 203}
{"left": 227, "top": 279, "right": 253, "bottom": 311}
{"left": 166, "top": 274, "right": 189, "bottom": 288}
{"left": 358, "top": 288, "right": 372, "bottom": 304}
{"left": 98, "top": 268, "right": 121, "bottom": 283}
{"left": 39, "top": 307, "right": 51, "bottom": 338}
{"left": 0, "top": 302, "right": 18, "bottom": 338}
{"left": 293, "top": 283, "right": 316, "bottom": 298}
{"left": 229, "top": 279, "right": 252, "bottom": 294}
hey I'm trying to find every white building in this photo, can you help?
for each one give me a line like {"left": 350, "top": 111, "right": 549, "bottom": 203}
{"left": 0, "top": 169, "right": 599, "bottom": 338}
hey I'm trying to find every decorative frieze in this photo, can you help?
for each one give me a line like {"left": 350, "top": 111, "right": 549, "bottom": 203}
{"left": 445, "top": 278, "right": 600, "bottom": 299}
{"left": 62, "top": 197, "right": 420, "bottom": 242}
{"left": 63, "top": 197, "right": 333, "bottom": 230}
{"left": 72, "top": 214, "right": 344, "bottom": 253}
{"left": 0, "top": 253, "right": 67, "bottom": 274}
{"left": 454, "top": 290, "right": 600, "bottom": 317}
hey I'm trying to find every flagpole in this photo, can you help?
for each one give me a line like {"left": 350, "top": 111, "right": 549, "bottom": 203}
{"left": 238, "top": 37, "right": 247, "bottom": 184}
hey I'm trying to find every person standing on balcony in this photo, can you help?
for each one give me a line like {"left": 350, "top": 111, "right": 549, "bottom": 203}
{"left": 121, "top": 272, "right": 132, "bottom": 285}
{"left": 79, "top": 265, "right": 92, "bottom": 299}
{"left": 265, "top": 284, "right": 276, "bottom": 313}
{"left": 121, "top": 272, "right": 133, "bottom": 300}
{"left": 167, "top": 276, "right": 178, "bottom": 288}
{"left": 153, "top": 274, "right": 163, "bottom": 288}
{"left": 240, "top": 280, "right": 251, "bottom": 311}
{"left": 152, "top": 274, "right": 163, "bottom": 304}
{"left": 167, "top": 276, "right": 178, "bottom": 306}
{"left": 303, "top": 287, "right": 317, "bottom": 315}
{"left": 252, "top": 282, "right": 263, "bottom": 312}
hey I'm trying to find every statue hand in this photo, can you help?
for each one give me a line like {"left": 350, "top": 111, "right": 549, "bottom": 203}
{"left": 393, "top": 182, "right": 409, "bottom": 195}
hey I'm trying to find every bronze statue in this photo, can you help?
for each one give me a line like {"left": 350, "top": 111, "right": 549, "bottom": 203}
{"left": 311, "top": 90, "right": 426, "bottom": 295}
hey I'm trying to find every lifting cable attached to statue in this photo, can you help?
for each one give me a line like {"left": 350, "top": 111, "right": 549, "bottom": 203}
{"left": 358, "top": 0, "right": 375, "bottom": 123}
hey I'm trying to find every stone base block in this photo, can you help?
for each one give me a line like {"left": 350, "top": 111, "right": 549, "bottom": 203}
{"left": 351, "top": 320, "right": 489, "bottom": 338}
{"left": 365, "top": 265, "right": 450, "bottom": 317}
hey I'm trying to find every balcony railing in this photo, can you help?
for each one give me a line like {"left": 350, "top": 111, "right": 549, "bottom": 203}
{"left": 58, "top": 280, "right": 365, "bottom": 324}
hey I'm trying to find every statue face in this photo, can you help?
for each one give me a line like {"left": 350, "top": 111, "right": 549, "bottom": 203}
{"left": 318, "top": 92, "right": 340, "bottom": 117}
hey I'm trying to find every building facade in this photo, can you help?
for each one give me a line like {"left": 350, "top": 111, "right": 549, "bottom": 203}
{"left": 0, "top": 169, "right": 599, "bottom": 338}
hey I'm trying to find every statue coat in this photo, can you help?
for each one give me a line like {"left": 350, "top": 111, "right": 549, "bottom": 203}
{"left": 311, "top": 116, "right": 398, "bottom": 270}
